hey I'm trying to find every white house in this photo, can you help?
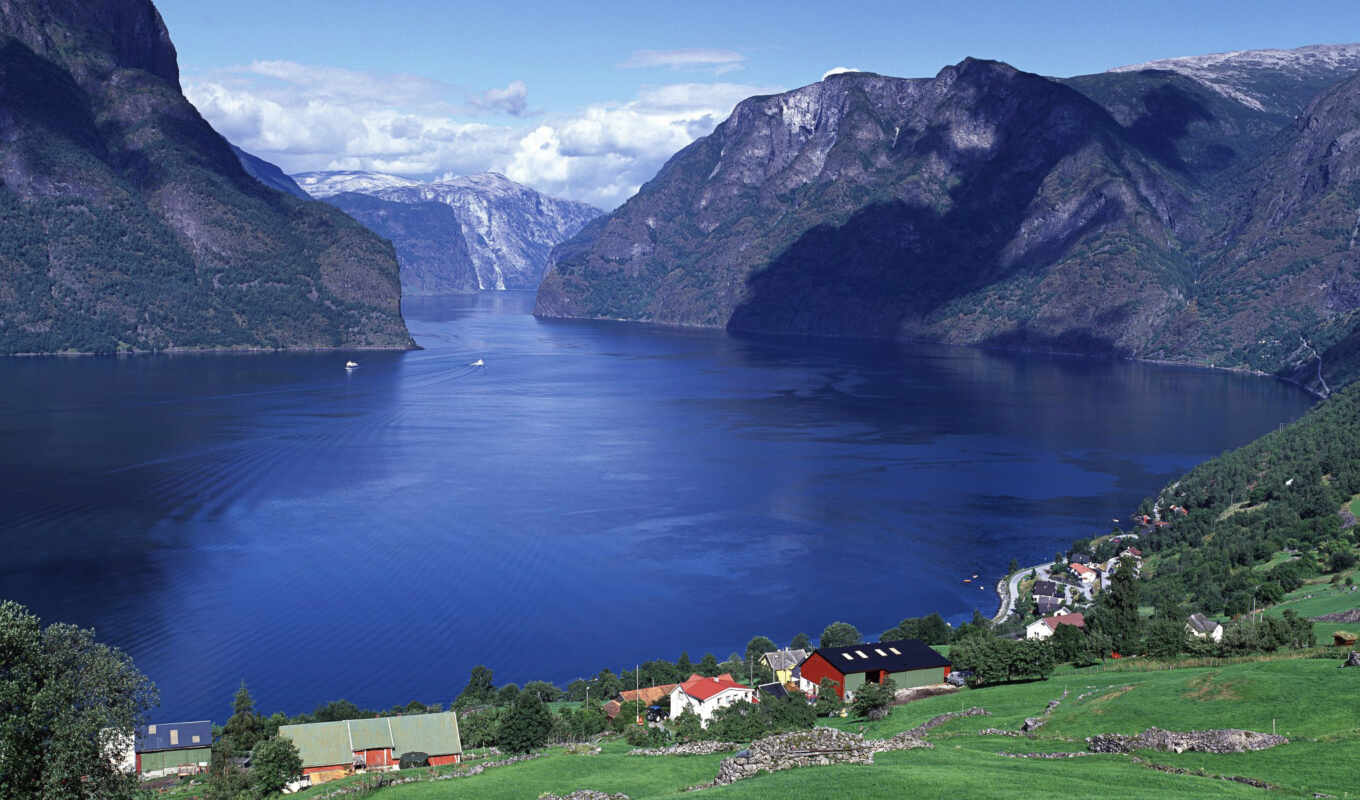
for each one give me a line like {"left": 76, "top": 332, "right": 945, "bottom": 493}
{"left": 1069, "top": 562, "right": 1097, "bottom": 585}
{"left": 668, "top": 673, "right": 755, "bottom": 726}
{"left": 1025, "top": 613, "right": 1086, "bottom": 640}
{"left": 1186, "top": 613, "right": 1224, "bottom": 642}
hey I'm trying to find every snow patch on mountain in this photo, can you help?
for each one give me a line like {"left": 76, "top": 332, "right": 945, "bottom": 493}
{"left": 1110, "top": 43, "right": 1360, "bottom": 114}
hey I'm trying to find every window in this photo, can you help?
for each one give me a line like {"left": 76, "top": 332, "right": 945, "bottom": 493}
{"left": 874, "top": 649, "right": 887, "bottom": 656}
{"left": 169, "top": 729, "right": 178, "bottom": 746}
{"left": 148, "top": 725, "right": 157, "bottom": 734}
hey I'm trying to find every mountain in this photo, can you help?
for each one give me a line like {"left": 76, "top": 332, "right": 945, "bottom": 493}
{"left": 293, "top": 170, "right": 423, "bottom": 198}
{"left": 1188, "top": 72, "right": 1360, "bottom": 394}
{"left": 0, "top": 0, "right": 412, "bottom": 354}
{"left": 324, "top": 193, "right": 480, "bottom": 295}
{"left": 293, "top": 170, "right": 602, "bottom": 292}
{"left": 1109, "top": 43, "right": 1360, "bottom": 117}
{"left": 535, "top": 48, "right": 1360, "bottom": 393}
{"left": 232, "top": 146, "right": 309, "bottom": 199}
{"left": 538, "top": 60, "right": 1199, "bottom": 352}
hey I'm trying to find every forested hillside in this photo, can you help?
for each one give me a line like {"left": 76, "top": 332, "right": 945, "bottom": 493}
{"left": 1138, "top": 381, "right": 1360, "bottom": 614}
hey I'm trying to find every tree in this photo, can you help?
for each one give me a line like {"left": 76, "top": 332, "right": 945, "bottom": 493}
{"left": 592, "top": 668, "right": 623, "bottom": 699}
{"left": 498, "top": 691, "right": 553, "bottom": 753}
{"left": 0, "top": 600, "right": 158, "bottom": 800}
{"left": 522, "top": 680, "right": 562, "bottom": 702}
{"left": 250, "top": 736, "right": 302, "bottom": 796}
{"left": 814, "top": 678, "right": 842, "bottom": 717}
{"left": 1009, "top": 558, "right": 1020, "bottom": 575}
{"left": 745, "top": 636, "right": 776, "bottom": 682}
{"left": 1097, "top": 559, "right": 1144, "bottom": 655}
{"left": 1050, "top": 622, "right": 1085, "bottom": 663}
{"left": 820, "top": 621, "right": 861, "bottom": 648}
{"left": 454, "top": 665, "right": 496, "bottom": 709}
{"left": 313, "top": 699, "right": 362, "bottom": 722}
{"left": 790, "top": 632, "right": 812, "bottom": 651}
{"left": 676, "top": 651, "right": 694, "bottom": 675}
{"left": 222, "top": 681, "right": 265, "bottom": 755}
{"left": 697, "top": 653, "right": 720, "bottom": 677}
{"left": 1146, "top": 618, "right": 1188, "bottom": 659}
{"left": 671, "top": 708, "right": 704, "bottom": 742}
{"left": 458, "top": 708, "right": 501, "bottom": 749}
{"left": 496, "top": 683, "right": 521, "bottom": 707}
{"left": 850, "top": 678, "right": 896, "bottom": 720}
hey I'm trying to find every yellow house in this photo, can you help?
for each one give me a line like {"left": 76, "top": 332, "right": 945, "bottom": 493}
{"left": 762, "top": 648, "right": 808, "bottom": 684}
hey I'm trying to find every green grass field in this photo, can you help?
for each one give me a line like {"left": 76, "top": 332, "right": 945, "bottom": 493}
{"left": 1264, "top": 580, "right": 1360, "bottom": 644}
{"left": 329, "top": 656, "right": 1360, "bottom": 800}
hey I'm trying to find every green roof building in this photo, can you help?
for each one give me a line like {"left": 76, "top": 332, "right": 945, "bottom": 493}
{"left": 279, "top": 712, "right": 462, "bottom": 776}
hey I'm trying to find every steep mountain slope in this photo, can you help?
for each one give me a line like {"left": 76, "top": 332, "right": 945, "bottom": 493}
{"left": 294, "top": 170, "right": 602, "bottom": 292}
{"left": 0, "top": 0, "right": 412, "bottom": 354}
{"left": 1185, "top": 72, "right": 1360, "bottom": 393}
{"left": 324, "top": 192, "right": 480, "bottom": 295}
{"left": 537, "top": 60, "right": 1200, "bottom": 352}
{"left": 232, "top": 145, "right": 309, "bottom": 199}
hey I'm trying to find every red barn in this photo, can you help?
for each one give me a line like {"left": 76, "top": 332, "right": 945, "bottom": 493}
{"left": 796, "top": 639, "right": 951, "bottom": 700}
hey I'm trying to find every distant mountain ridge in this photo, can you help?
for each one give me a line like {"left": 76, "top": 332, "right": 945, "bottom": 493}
{"left": 536, "top": 44, "right": 1360, "bottom": 396}
{"left": 0, "top": 0, "right": 412, "bottom": 354}
{"left": 1110, "top": 43, "right": 1360, "bottom": 115}
{"left": 293, "top": 170, "right": 602, "bottom": 294}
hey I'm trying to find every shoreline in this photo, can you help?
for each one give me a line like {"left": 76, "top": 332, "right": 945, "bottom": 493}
{"left": 2, "top": 342, "right": 422, "bottom": 358}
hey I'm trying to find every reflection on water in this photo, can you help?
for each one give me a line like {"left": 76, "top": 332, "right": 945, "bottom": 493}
{"left": 0, "top": 292, "right": 1314, "bottom": 719}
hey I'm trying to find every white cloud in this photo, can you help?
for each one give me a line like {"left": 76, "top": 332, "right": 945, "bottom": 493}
{"left": 822, "top": 66, "right": 863, "bottom": 79}
{"left": 469, "top": 80, "right": 530, "bottom": 117}
{"left": 620, "top": 49, "right": 745, "bottom": 74}
{"left": 184, "top": 60, "right": 782, "bottom": 210}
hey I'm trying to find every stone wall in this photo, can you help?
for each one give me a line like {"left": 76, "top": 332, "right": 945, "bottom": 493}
{"left": 1087, "top": 728, "right": 1287, "bottom": 754}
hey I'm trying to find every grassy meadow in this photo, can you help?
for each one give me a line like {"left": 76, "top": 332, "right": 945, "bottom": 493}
{"left": 296, "top": 655, "right": 1360, "bottom": 800}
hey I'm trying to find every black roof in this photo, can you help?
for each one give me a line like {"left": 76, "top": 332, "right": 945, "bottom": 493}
{"left": 757, "top": 682, "right": 789, "bottom": 699}
{"left": 1070, "top": 553, "right": 1092, "bottom": 564}
{"left": 1032, "top": 580, "right": 1062, "bottom": 597}
{"left": 136, "top": 721, "right": 212, "bottom": 753}
{"left": 811, "top": 639, "right": 950, "bottom": 675}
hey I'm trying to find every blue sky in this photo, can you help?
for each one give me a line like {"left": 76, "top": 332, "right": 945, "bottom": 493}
{"left": 157, "top": 0, "right": 1359, "bottom": 208}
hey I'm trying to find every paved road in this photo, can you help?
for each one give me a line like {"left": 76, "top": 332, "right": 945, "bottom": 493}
{"left": 992, "top": 564, "right": 1094, "bottom": 625}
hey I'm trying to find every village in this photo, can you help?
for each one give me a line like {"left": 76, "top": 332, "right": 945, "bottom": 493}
{"left": 108, "top": 534, "right": 1358, "bottom": 798}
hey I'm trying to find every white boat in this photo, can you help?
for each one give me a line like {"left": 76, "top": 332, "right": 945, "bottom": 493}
{"left": 345, "top": 360, "right": 358, "bottom": 369}
{"left": 470, "top": 358, "right": 484, "bottom": 367}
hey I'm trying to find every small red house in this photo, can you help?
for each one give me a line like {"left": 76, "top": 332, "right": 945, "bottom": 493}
{"left": 796, "top": 639, "right": 951, "bottom": 700}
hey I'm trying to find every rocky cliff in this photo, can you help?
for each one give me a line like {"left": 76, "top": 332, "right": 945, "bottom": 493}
{"left": 534, "top": 49, "right": 1360, "bottom": 390}
{"left": 0, "top": 0, "right": 412, "bottom": 353}
{"left": 295, "top": 170, "right": 602, "bottom": 293}
{"left": 537, "top": 60, "right": 1198, "bottom": 354}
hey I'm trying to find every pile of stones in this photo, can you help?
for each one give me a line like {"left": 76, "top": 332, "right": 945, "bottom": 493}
{"left": 1087, "top": 727, "right": 1287, "bottom": 754}
{"left": 707, "top": 728, "right": 884, "bottom": 787}
{"left": 537, "top": 792, "right": 630, "bottom": 800}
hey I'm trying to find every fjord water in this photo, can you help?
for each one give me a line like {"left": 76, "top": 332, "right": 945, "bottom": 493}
{"left": 0, "top": 294, "right": 1313, "bottom": 720}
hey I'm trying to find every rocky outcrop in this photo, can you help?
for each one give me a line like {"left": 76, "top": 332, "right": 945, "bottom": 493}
{"left": 0, "top": 0, "right": 412, "bottom": 353}
{"left": 1086, "top": 728, "right": 1287, "bottom": 754}
{"left": 1344, "top": 650, "right": 1360, "bottom": 667}
{"left": 538, "top": 792, "right": 629, "bottom": 800}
